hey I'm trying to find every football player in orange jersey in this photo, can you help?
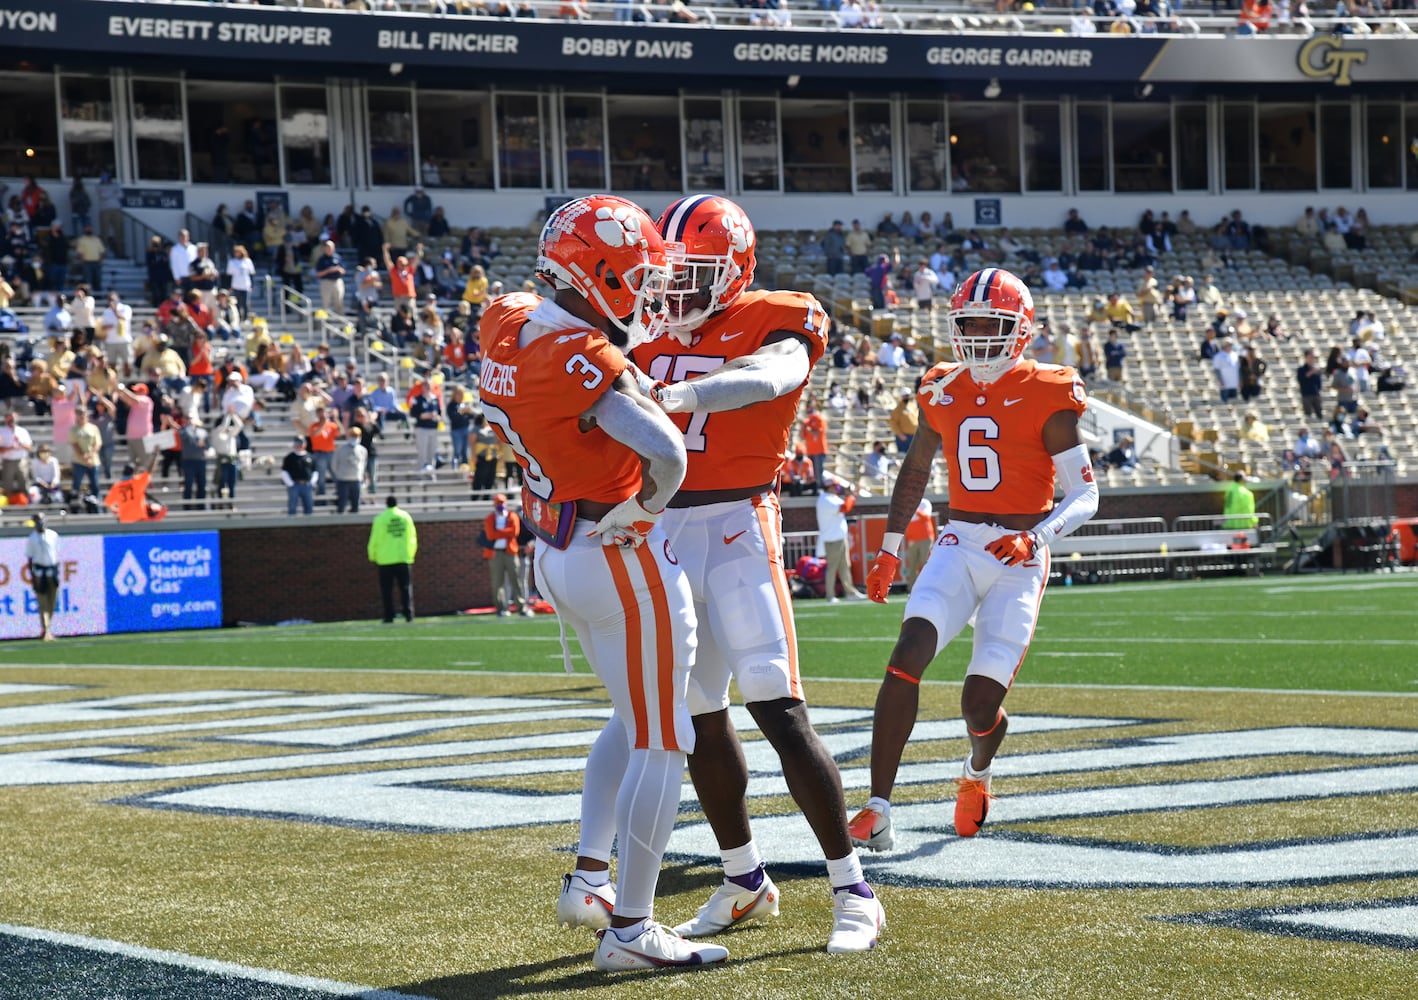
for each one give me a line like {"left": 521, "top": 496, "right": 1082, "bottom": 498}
{"left": 848, "top": 267, "right": 1099, "bottom": 852}
{"left": 481, "top": 195, "right": 727, "bottom": 971}
{"left": 627, "top": 195, "right": 884, "bottom": 954}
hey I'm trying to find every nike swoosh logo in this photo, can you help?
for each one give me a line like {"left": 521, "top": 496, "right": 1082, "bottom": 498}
{"left": 1003, "top": 398, "right": 1024, "bottom": 407}
{"left": 721, "top": 331, "right": 745, "bottom": 341}
{"left": 731, "top": 888, "right": 768, "bottom": 920}
{"left": 724, "top": 530, "right": 748, "bottom": 545}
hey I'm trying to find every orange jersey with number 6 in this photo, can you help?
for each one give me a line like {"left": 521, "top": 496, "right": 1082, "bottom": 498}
{"left": 631, "top": 289, "right": 828, "bottom": 492}
{"left": 917, "top": 358, "right": 1087, "bottom": 515}
{"left": 479, "top": 293, "right": 643, "bottom": 506}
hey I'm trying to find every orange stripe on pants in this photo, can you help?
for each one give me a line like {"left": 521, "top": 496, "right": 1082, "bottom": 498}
{"left": 602, "top": 545, "right": 649, "bottom": 749}
{"left": 634, "top": 543, "right": 679, "bottom": 751}
{"left": 753, "top": 493, "right": 802, "bottom": 701}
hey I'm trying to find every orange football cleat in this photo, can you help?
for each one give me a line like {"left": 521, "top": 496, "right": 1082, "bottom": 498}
{"left": 954, "top": 774, "right": 996, "bottom": 838}
{"left": 848, "top": 805, "right": 895, "bottom": 852}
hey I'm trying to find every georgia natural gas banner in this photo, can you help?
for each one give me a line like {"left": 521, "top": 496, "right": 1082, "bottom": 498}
{"left": 0, "top": 530, "right": 221, "bottom": 640}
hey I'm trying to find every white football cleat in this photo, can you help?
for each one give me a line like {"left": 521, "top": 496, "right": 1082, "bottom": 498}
{"left": 826, "top": 889, "right": 885, "bottom": 954}
{"left": 557, "top": 873, "right": 615, "bottom": 930}
{"left": 673, "top": 874, "right": 781, "bottom": 937}
{"left": 592, "top": 921, "right": 729, "bottom": 971}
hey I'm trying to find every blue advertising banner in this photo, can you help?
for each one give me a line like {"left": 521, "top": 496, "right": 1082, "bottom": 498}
{"left": 103, "top": 532, "right": 222, "bottom": 634}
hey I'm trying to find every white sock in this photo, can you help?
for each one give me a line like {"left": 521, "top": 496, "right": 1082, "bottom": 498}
{"left": 610, "top": 917, "right": 650, "bottom": 942}
{"left": 825, "top": 853, "right": 864, "bottom": 890}
{"left": 720, "top": 841, "right": 763, "bottom": 881}
{"left": 964, "top": 754, "right": 991, "bottom": 781}
{"left": 865, "top": 796, "right": 891, "bottom": 818}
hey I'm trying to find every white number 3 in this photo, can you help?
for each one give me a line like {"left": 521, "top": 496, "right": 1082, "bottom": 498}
{"left": 565, "top": 354, "right": 603, "bottom": 390}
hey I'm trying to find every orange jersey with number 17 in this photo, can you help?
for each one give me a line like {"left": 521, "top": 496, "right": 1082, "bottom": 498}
{"left": 479, "top": 293, "right": 643, "bottom": 506}
{"left": 917, "top": 358, "right": 1087, "bottom": 516}
{"left": 631, "top": 289, "right": 829, "bottom": 492}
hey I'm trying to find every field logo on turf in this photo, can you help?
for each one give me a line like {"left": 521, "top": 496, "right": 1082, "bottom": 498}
{"left": 2, "top": 688, "right": 1417, "bottom": 919}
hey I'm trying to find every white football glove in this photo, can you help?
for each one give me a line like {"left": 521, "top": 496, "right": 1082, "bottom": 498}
{"left": 652, "top": 380, "right": 699, "bottom": 414}
{"left": 589, "top": 496, "right": 661, "bottom": 548}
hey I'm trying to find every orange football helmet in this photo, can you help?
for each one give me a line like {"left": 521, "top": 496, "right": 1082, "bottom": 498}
{"left": 947, "top": 267, "right": 1035, "bottom": 383}
{"left": 536, "top": 195, "right": 673, "bottom": 350}
{"left": 655, "top": 194, "right": 756, "bottom": 337}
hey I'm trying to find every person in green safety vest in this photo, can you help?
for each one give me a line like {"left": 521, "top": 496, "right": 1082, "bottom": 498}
{"left": 1223, "top": 471, "right": 1259, "bottom": 529}
{"left": 368, "top": 494, "right": 418, "bottom": 622}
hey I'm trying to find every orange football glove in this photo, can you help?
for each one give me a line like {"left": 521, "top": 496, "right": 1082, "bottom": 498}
{"left": 985, "top": 530, "right": 1038, "bottom": 566}
{"left": 866, "top": 551, "right": 901, "bottom": 603}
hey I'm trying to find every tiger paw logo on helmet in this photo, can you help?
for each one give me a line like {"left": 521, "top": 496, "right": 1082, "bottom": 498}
{"left": 593, "top": 205, "right": 646, "bottom": 250}
{"left": 721, "top": 211, "right": 753, "bottom": 255}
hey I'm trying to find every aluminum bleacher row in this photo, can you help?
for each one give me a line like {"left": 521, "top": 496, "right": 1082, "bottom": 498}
{"left": 1, "top": 217, "right": 1413, "bottom": 526}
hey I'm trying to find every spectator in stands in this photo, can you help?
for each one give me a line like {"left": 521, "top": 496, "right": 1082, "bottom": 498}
{"left": 1330, "top": 356, "right": 1358, "bottom": 414}
{"left": 909, "top": 258, "right": 940, "bottom": 309}
{"left": 800, "top": 399, "right": 829, "bottom": 487}
{"left": 866, "top": 252, "right": 898, "bottom": 311}
{"left": 1105, "top": 435, "right": 1137, "bottom": 472}
{"left": 282, "top": 435, "right": 316, "bottom": 516}
{"left": 1346, "top": 337, "right": 1373, "bottom": 395}
{"left": 1240, "top": 345, "right": 1267, "bottom": 402}
{"left": 0, "top": 411, "right": 34, "bottom": 496}
{"left": 853, "top": 336, "right": 878, "bottom": 368}
{"left": 1076, "top": 328, "right": 1099, "bottom": 381}
{"left": 1212, "top": 337, "right": 1242, "bottom": 403}
{"left": 315, "top": 240, "right": 347, "bottom": 317}
{"left": 844, "top": 219, "right": 871, "bottom": 273}
{"left": 469, "top": 413, "right": 499, "bottom": 494}
{"left": 1103, "top": 329, "right": 1127, "bottom": 382}
{"left": 822, "top": 219, "right": 847, "bottom": 275}
{"left": 780, "top": 448, "right": 815, "bottom": 497}
{"left": 1063, "top": 208, "right": 1090, "bottom": 235}
{"left": 383, "top": 207, "right": 414, "bottom": 256}
{"left": 1294, "top": 426, "right": 1323, "bottom": 462}
{"left": 888, "top": 392, "right": 917, "bottom": 454}
{"left": 831, "top": 335, "right": 858, "bottom": 369}
{"left": 307, "top": 406, "right": 341, "bottom": 498}
{"left": 1104, "top": 292, "right": 1140, "bottom": 333}
{"left": 0, "top": 358, "right": 25, "bottom": 414}
{"left": 178, "top": 417, "right": 208, "bottom": 509}
{"left": 30, "top": 444, "right": 64, "bottom": 506}
{"left": 1298, "top": 347, "right": 1327, "bottom": 417}
{"left": 332, "top": 424, "right": 368, "bottom": 515}
{"left": 382, "top": 243, "right": 417, "bottom": 314}
{"left": 1136, "top": 267, "right": 1163, "bottom": 325}
{"left": 115, "top": 383, "right": 153, "bottom": 470}
{"left": 403, "top": 189, "right": 433, "bottom": 237}
{"left": 366, "top": 372, "right": 409, "bottom": 437}
{"left": 408, "top": 376, "right": 443, "bottom": 474}
{"left": 274, "top": 233, "right": 305, "bottom": 294}
{"left": 447, "top": 385, "right": 474, "bottom": 470}
{"left": 69, "top": 404, "right": 101, "bottom": 498}
{"left": 1199, "top": 322, "right": 1222, "bottom": 362}
{"left": 1240, "top": 410, "right": 1270, "bottom": 444}
{"left": 168, "top": 229, "right": 197, "bottom": 295}
{"left": 877, "top": 332, "right": 906, "bottom": 369}
{"left": 863, "top": 440, "right": 891, "bottom": 487}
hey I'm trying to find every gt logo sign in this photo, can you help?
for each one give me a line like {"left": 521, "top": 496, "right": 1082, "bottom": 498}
{"left": 1297, "top": 35, "right": 1368, "bottom": 87}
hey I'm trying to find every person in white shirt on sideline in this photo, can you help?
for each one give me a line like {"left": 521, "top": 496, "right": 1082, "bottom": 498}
{"left": 25, "top": 512, "right": 61, "bottom": 641}
{"left": 816, "top": 476, "right": 865, "bottom": 603}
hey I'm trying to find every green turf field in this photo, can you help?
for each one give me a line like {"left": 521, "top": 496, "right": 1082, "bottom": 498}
{"left": 1, "top": 574, "right": 1415, "bottom": 999}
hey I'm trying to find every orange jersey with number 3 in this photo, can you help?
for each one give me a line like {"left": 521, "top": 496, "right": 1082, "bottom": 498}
{"left": 479, "top": 293, "right": 643, "bottom": 506}
{"left": 631, "top": 289, "right": 828, "bottom": 492}
{"left": 917, "top": 358, "right": 1087, "bottom": 515}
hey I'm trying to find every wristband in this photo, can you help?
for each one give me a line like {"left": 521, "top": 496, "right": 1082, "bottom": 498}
{"left": 879, "top": 531, "right": 904, "bottom": 557}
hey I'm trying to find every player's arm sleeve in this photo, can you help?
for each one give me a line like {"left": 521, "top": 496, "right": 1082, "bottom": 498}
{"left": 1031, "top": 443, "right": 1098, "bottom": 548}
{"left": 656, "top": 338, "right": 811, "bottom": 413}
{"left": 587, "top": 376, "right": 687, "bottom": 512}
